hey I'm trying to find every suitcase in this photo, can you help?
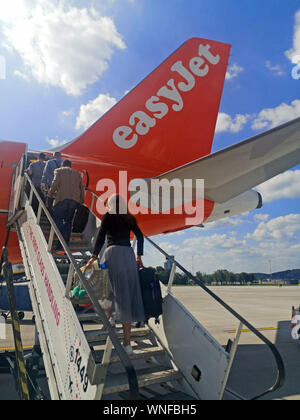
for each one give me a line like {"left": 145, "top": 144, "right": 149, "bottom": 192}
{"left": 139, "top": 267, "right": 163, "bottom": 324}
{"left": 72, "top": 204, "right": 90, "bottom": 233}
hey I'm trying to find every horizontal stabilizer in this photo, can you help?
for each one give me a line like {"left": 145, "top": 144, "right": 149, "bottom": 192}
{"left": 150, "top": 117, "right": 300, "bottom": 203}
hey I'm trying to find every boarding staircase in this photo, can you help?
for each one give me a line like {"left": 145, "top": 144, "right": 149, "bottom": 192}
{"left": 28, "top": 214, "right": 187, "bottom": 400}
{"left": 2, "top": 154, "right": 285, "bottom": 400}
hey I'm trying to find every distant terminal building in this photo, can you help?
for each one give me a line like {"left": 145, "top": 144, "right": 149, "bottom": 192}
{"left": 164, "top": 256, "right": 174, "bottom": 271}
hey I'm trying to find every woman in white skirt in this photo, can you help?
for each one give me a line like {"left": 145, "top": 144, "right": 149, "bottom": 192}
{"left": 85, "top": 194, "right": 145, "bottom": 354}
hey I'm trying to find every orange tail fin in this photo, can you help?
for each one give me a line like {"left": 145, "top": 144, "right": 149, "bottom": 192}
{"left": 62, "top": 38, "right": 231, "bottom": 175}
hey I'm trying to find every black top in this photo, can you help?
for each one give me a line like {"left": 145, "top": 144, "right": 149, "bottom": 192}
{"left": 93, "top": 213, "right": 144, "bottom": 257}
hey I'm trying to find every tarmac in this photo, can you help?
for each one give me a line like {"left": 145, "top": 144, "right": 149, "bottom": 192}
{"left": 0, "top": 285, "right": 299, "bottom": 400}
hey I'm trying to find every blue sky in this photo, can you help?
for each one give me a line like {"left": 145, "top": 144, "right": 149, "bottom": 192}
{"left": 0, "top": 0, "right": 300, "bottom": 274}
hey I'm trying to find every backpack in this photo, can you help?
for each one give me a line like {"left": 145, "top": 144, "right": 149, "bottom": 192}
{"left": 72, "top": 204, "right": 90, "bottom": 233}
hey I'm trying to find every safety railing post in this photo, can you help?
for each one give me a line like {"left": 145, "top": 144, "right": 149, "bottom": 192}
{"left": 218, "top": 321, "right": 243, "bottom": 400}
{"left": 90, "top": 195, "right": 95, "bottom": 212}
{"left": 29, "top": 188, "right": 33, "bottom": 206}
{"left": 94, "top": 337, "right": 113, "bottom": 400}
{"left": 36, "top": 203, "right": 42, "bottom": 225}
{"left": 145, "top": 235, "right": 285, "bottom": 400}
{"left": 65, "top": 264, "right": 75, "bottom": 298}
{"left": 47, "top": 226, "right": 55, "bottom": 252}
{"left": 167, "top": 262, "right": 177, "bottom": 294}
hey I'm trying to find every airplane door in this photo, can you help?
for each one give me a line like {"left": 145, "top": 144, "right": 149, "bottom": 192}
{"left": 8, "top": 154, "right": 26, "bottom": 219}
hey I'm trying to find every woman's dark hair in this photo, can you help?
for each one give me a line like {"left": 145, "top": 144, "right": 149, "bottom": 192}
{"left": 109, "top": 194, "right": 137, "bottom": 226}
{"left": 62, "top": 159, "right": 72, "bottom": 168}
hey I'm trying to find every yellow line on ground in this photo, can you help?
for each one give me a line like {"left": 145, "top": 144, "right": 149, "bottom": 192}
{"left": 0, "top": 346, "right": 33, "bottom": 352}
{"left": 225, "top": 327, "right": 277, "bottom": 334}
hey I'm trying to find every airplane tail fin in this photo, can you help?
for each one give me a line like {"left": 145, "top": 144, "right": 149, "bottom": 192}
{"left": 62, "top": 38, "right": 231, "bottom": 175}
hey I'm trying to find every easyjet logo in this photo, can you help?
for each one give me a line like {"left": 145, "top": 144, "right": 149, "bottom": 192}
{"left": 113, "top": 44, "right": 221, "bottom": 150}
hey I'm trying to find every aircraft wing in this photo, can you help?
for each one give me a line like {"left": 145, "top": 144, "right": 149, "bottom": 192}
{"left": 150, "top": 117, "right": 300, "bottom": 203}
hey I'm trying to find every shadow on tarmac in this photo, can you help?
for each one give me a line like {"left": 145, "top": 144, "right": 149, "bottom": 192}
{"left": 227, "top": 321, "right": 300, "bottom": 400}
{"left": 1, "top": 320, "right": 299, "bottom": 400}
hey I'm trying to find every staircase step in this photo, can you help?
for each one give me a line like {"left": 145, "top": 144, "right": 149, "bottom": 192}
{"left": 55, "top": 262, "right": 72, "bottom": 275}
{"left": 92, "top": 345, "right": 165, "bottom": 365}
{"left": 85, "top": 327, "right": 151, "bottom": 344}
{"left": 103, "top": 367, "right": 182, "bottom": 396}
{"left": 52, "top": 254, "right": 89, "bottom": 261}
{"left": 148, "top": 391, "right": 197, "bottom": 400}
{"left": 45, "top": 240, "right": 90, "bottom": 250}
{"left": 87, "top": 345, "right": 167, "bottom": 386}
{"left": 77, "top": 312, "right": 101, "bottom": 322}
{"left": 43, "top": 232, "right": 84, "bottom": 241}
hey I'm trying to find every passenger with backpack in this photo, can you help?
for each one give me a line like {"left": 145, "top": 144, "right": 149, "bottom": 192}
{"left": 41, "top": 151, "right": 62, "bottom": 211}
{"left": 48, "top": 160, "right": 85, "bottom": 250}
{"left": 26, "top": 152, "right": 46, "bottom": 213}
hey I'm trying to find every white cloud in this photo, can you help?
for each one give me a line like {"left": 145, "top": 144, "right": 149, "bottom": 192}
{"left": 216, "top": 112, "right": 251, "bottom": 133}
{"left": 46, "top": 136, "right": 67, "bottom": 148}
{"left": 217, "top": 98, "right": 300, "bottom": 135}
{"left": 75, "top": 93, "right": 117, "bottom": 130}
{"left": 256, "top": 170, "right": 300, "bottom": 202}
{"left": 251, "top": 99, "right": 300, "bottom": 130}
{"left": 61, "top": 109, "right": 74, "bottom": 119}
{"left": 285, "top": 9, "right": 300, "bottom": 63}
{"left": 144, "top": 231, "right": 252, "bottom": 274}
{"left": 13, "top": 69, "right": 30, "bottom": 81}
{"left": 248, "top": 214, "right": 300, "bottom": 243}
{"left": 143, "top": 212, "right": 300, "bottom": 274}
{"left": 0, "top": 0, "right": 126, "bottom": 96}
{"left": 158, "top": 242, "right": 181, "bottom": 254}
{"left": 203, "top": 216, "right": 246, "bottom": 230}
{"left": 183, "top": 234, "right": 246, "bottom": 250}
{"left": 254, "top": 214, "right": 270, "bottom": 222}
{"left": 265, "top": 61, "right": 285, "bottom": 76}
{"left": 225, "top": 63, "right": 244, "bottom": 80}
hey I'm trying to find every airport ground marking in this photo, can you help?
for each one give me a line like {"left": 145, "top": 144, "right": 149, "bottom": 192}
{"left": 224, "top": 327, "right": 277, "bottom": 334}
{"left": 0, "top": 346, "right": 33, "bottom": 352}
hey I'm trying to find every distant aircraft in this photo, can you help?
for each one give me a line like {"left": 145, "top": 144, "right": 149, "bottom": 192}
{"left": 1, "top": 38, "right": 300, "bottom": 263}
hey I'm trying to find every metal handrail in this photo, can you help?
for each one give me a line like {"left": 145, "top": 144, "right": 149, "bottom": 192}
{"left": 84, "top": 187, "right": 105, "bottom": 212}
{"left": 145, "top": 235, "right": 285, "bottom": 400}
{"left": 18, "top": 170, "right": 285, "bottom": 400}
{"left": 23, "top": 174, "right": 140, "bottom": 399}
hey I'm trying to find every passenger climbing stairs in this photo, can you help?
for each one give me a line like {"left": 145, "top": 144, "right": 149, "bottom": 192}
{"left": 36, "top": 212, "right": 189, "bottom": 399}
{"left": 2, "top": 154, "right": 285, "bottom": 400}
